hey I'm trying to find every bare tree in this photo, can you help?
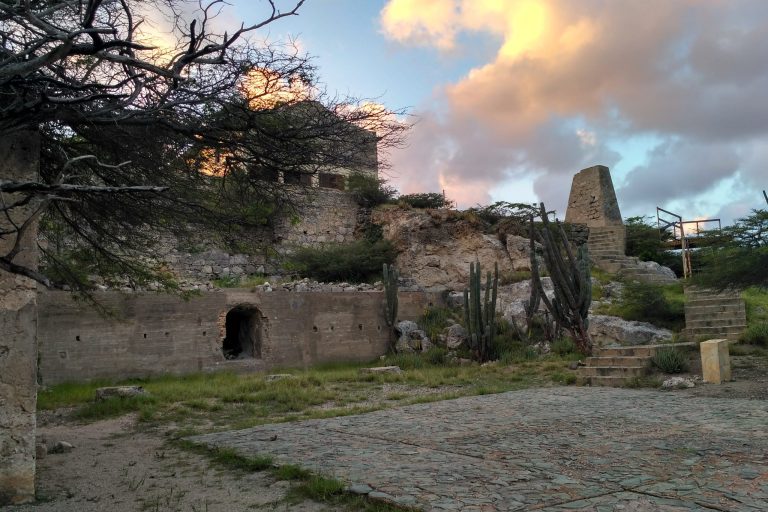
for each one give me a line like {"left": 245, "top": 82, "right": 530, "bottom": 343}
{"left": 1, "top": 0, "right": 407, "bottom": 292}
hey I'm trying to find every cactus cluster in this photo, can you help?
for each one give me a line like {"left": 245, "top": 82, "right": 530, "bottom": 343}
{"left": 383, "top": 263, "right": 399, "bottom": 352}
{"left": 463, "top": 261, "right": 498, "bottom": 362}
{"left": 530, "top": 202, "right": 592, "bottom": 354}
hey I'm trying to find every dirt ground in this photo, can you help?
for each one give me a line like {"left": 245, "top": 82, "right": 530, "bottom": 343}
{"left": 9, "top": 415, "right": 335, "bottom": 512}
{"left": 8, "top": 352, "right": 767, "bottom": 512}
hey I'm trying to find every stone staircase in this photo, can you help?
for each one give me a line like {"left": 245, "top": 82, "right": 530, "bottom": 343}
{"left": 588, "top": 226, "right": 677, "bottom": 284}
{"left": 576, "top": 342, "right": 697, "bottom": 386}
{"left": 682, "top": 288, "right": 747, "bottom": 341}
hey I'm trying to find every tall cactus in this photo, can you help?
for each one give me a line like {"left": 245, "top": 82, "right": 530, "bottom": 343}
{"left": 463, "top": 261, "right": 498, "bottom": 362}
{"left": 530, "top": 202, "right": 593, "bottom": 354}
{"left": 383, "top": 263, "right": 399, "bottom": 353}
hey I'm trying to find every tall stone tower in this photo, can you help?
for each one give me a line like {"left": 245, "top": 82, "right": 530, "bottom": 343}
{"left": 565, "top": 165, "right": 625, "bottom": 254}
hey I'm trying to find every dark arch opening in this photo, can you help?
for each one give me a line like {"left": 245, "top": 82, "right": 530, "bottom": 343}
{"left": 223, "top": 306, "right": 262, "bottom": 360}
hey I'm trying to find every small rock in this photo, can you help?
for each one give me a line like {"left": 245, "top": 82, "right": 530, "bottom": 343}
{"left": 443, "top": 324, "right": 468, "bottom": 350}
{"left": 48, "top": 441, "right": 75, "bottom": 454}
{"left": 95, "top": 386, "right": 147, "bottom": 401}
{"left": 359, "top": 366, "right": 403, "bottom": 375}
{"left": 265, "top": 374, "right": 296, "bottom": 382}
{"left": 348, "top": 484, "right": 373, "bottom": 495}
{"left": 662, "top": 376, "right": 696, "bottom": 389}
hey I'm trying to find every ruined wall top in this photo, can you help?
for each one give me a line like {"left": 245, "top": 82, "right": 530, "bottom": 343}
{"left": 564, "top": 165, "right": 623, "bottom": 227}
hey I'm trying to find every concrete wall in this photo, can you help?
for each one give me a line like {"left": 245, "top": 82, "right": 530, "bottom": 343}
{"left": 38, "top": 289, "right": 443, "bottom": 385}
{"left": 0, "top": 132, "right": 39, "bottom": 505}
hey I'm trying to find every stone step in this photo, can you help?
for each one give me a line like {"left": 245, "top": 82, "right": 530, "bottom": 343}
{"left": 685, "top": 303, "right": 746, "bottom": 313}
{"left": 685, "top": 308, "right": 747, "bottom": 320}
{"left": 686, "top": 318, "right": 747, "bottom": 328}
{"left": 682, "top": 326, "right": 746, "bottom": 341}
{"left": 595, "top": 346, "right": 655, "bottom": 358}
{"left": 685, "top": 297, "right": 745, "bottom": 307}
{"left": 578, "top": 366, "right": 648, "bottom": 377}
{"left": 585, "top": 356, "right": 651, "bottom": 367}
{"left": 577, "top": 376, "right": 631, "bottom": 387}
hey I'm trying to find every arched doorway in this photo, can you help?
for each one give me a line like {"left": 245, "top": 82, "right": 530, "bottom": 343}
{"left": 222, "top": 306, "right": 262, "bottom": 360}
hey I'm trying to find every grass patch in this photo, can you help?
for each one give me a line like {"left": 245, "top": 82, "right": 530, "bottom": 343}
{"left": 740, "top": 323, "right": 768, "bottom": 347}
{"left": 39, "top": 351, "right": 583, "bottom": 433}
{"left": 623, "top": 376, "right": 662, "bottom": 388}
{"left": 599, "top": 280, "right": 685, "bottom": 331}
{"left": 743, "top": 287, "right": 768, "bottom": 324}
{"left": 275, "top": 464, "right": 312, "bottom": 481}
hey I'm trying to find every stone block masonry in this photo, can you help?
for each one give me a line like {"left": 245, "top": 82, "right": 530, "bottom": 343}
{"left": 37, "top": 289, "right": 443, "bottom": 385}
{"left": 565, "top": 165, "right": 623, "bottom": 227}
{"left": 0, "top": 132, "right": 39, "bottom": 505}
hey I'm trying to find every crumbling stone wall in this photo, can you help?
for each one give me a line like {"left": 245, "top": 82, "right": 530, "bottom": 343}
{"left": 0, "top": 132, "right": 39, "bottom": 505}
{"left": 158, "top": 188, "right": 362, "bottom": 285}
{"left": 37, "top": 289, "right": 443, "bottom": 385}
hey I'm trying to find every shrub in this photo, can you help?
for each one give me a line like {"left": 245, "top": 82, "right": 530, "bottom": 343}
{"left": 425, "top": 347, "right": 449, "bottom": 366}
{"left": 741, "top": 322, "right": 768, "bottom": 346}
{"left": 611, "top": 280, "right": 685, "bottom": 330}
{"left": 347, "top": 173, "right": 397, "bottom": 208}
{"left": 418, "top": 307, "right": 454, "bottom": 340}
{"left": 651, "top": 346, "right": 689, "bottom": 374}
{"left": 398, "top": 192, "right": 454, "bottom": 209}
{"left": 550, "top": 337, "right": 578, "bottom": 356}
{"left": 287, "top": 239, "right": 396, "bottom": 283}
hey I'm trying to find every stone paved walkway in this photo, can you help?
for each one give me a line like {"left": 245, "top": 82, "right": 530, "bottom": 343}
{"left": 191, "top": 388, "right": 768, "bottom": 511}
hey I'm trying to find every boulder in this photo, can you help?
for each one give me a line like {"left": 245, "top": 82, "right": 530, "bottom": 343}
{"left": 394, "top": 320, "right": 431, "bottom": 352}
{"left": 372, "top": 208, "right": 517, "bottom": 290}
{"left": 443, "top": 324, "right": 468, "bottom": 350}
{"left": 359, "top": 366, "right": 403, "bottom": 375}
{"left": 589, "top": 315, "right": 673, "bottom": 346}
{"left": 48, "top": 441, "right": 74, "bottom": 454}
{"left": 638, "top": 260, "right": 677, "bottom": 280}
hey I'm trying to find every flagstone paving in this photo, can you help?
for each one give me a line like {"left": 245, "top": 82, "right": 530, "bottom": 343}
{"left": 190, "top": 387, "right": 768, "bottom": 511}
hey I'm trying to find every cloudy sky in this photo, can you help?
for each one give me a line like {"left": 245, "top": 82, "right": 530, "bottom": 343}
{"left": 227, "top": 0, "right": 768, "bottom": 224}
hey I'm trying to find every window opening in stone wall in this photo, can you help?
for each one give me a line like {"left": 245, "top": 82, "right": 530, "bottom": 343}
{"left": 319, "top": 172, "right": 345, "bottom": 190}
{"left": 223, "top": 306, "right": 262, "bottom": 360}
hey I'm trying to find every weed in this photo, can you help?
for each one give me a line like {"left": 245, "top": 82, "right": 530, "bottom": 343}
{"left": 550, "top": 337, "right": 578, "bottom": 356}
{"left": 741, "top": 322, "right": 768, "bottom": 347}
{"left": 550, "top": 372, "right": 577, "bottom": 385}
{"left": 275, "top": 464, "right": 312, "bottom": 481}
{"left": 425, "top": 347, "right": 448, "bottom": 366}
{"left": 418, "top": 307, "right": 454, "bottom": 340}
{"left": 651, "top": 346, "right": 689, "bottom": 374}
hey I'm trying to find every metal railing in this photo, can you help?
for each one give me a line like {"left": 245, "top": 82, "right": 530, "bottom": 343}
{"left": 656, "top": 207, "right": 721, "bottom": 279}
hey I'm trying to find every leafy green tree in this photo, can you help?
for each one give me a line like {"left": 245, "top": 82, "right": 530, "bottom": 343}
{"left": 693, "top": 208, "right": 768, "bottom": 289}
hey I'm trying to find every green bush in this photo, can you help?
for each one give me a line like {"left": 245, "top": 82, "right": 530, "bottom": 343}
{"left": 425, "top": 347, "right": 449, "bottom": 366}
{"left": 287, "top": 239, "right": 396, "bottom": 283}
{"left": 741, "top": 322, "right": 768, "bottom": 346}
{"left": 610, "top": 280, "right": 685, "bottom": 330}
{"left": 418, "top": 307, "right": 454, "bottom": 340}
{"left": 347, "top": 173, "right": 397, "bottom": 208}
{"left": 398, "top": 193, "right": 454, "bottom": 209}
{"left": 651, "top": 347, "right": 689, "bottom": 374}
{"left": 550, "top": 337, "right": 578, "bottom": 356}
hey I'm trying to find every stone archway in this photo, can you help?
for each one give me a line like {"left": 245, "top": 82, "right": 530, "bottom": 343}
{"left": 222, "top": 306, "right": 262, "bottom": 360}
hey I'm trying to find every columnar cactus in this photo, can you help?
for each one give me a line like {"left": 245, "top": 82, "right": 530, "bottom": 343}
{"left": 463, "top": 261, "right": 498, "bottom": 362}
{"left": 383, "top": 263, "right": 399, "bottom": 352}
{"left": 530, "top": 202, "right": 592, "bottom": 354}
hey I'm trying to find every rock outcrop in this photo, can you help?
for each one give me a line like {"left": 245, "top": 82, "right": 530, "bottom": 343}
{"left": 588, "top": 315, "right": 673, "bottom": 346}
{"left": 373, "top": 208, "right": 520, "bottom": 290}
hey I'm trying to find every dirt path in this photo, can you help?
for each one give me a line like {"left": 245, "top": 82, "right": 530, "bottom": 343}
{"left": 9, "top": 415, "right": 334, "bottom": 512}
